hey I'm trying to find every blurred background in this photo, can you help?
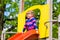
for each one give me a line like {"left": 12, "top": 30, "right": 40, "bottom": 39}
{"left": 0, "top": 0, "right": 60, "bottom": 40}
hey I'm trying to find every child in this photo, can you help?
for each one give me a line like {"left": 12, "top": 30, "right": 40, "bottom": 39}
{"left": 23, "top": 10, "right": 38, "bottom": 32}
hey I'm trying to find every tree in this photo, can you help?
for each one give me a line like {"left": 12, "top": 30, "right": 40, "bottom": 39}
{"left": 0, "top": 0, "right": 19, "bottom": 39}
{"left": 0, "top": 0, "right": 6, "bottom": 39}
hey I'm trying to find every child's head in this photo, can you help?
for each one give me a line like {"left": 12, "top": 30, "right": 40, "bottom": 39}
{"left": 26, "top": 10, "right": 34, "bottom": 18}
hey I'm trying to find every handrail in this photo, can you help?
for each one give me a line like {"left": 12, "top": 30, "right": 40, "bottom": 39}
{"left": 1, "top": 32, "right": 17, "bottom": 40}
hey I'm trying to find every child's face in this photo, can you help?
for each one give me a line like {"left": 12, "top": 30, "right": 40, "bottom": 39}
{"left": 26, "top": 12, "right": 33, "bottom": 18}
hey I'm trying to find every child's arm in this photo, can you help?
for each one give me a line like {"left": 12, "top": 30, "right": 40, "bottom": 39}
{"left": 33, "top": 22, "right": 38, "bottom": 30}
{"left": 23, "top": 28, "right": 25, "bottom": 32}
{"left": 32, "top": 19, "right": 38, "bottom": 30}
{"left": 23, "top": 25, "right": 26, "bottom": 32}
{"left": 32, "top": 19, "right": 38, "bottom": 33}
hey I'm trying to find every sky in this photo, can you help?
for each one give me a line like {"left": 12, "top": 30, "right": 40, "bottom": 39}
{"left": 57, "top": 0, "right": 60, "bottom": 2}
{"left": 4, "top": 0, "right": 16, "bottom": 16}
{"left": 4, "top": 0, "right": 60, "bottom": 16}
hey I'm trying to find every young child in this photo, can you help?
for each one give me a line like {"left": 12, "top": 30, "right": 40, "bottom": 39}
{"left": 23, "top": 10, "right": 38, "bottom": 32}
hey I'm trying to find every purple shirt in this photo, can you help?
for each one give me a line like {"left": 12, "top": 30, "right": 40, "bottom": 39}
{"left": 24, "top": 17, "right": 37, "bottom": 31}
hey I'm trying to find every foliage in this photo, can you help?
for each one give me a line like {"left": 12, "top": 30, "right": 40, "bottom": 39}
{"left": 53, "top": 0, "right": 60, "bottom": 38}
{"left": 4, "top": 0, "right": 19, "bottom": 31}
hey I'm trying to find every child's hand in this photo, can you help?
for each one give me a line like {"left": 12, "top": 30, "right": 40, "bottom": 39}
{"left": 36, "top": 30, "right": 38, "bottom": 33}
{"left": 35, "top": 29, "right": 38, "bottom": 33}
{"left": 22, "top": 32, "right": 24, "bottom": 33}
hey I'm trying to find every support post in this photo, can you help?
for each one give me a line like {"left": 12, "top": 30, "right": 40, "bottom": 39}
{"left": 47, "top": 0, "right": 53, "bottom": 40}
{"left": 58, "top": 14, "right": 60, "bottom": 40}
{"left": 19, "top": 0, "right": 24, "bottom": 13}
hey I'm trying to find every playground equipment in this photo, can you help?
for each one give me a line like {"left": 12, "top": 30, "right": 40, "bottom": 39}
{"left": 18, "top": 4, "right": 50, "bottom": 38}
{"left": 7, "top": 4, "right": 50, "bottom": 40}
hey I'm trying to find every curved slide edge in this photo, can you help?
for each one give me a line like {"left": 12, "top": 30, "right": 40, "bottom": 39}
{"left": 8, "top": 30, "right": 39, "bottom": 40}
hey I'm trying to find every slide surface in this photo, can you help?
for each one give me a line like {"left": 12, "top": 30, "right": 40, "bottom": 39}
{"left": 8, "top": 30, "right": 38, "bottom": 40}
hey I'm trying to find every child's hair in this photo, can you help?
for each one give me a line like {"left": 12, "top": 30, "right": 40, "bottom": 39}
{"left": 26, "top": 10, "right": 35, "bottom": 17}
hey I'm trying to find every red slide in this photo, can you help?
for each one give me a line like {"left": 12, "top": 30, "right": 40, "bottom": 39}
{"left": 8, "top": 30, "right": 39, "bottom": 40}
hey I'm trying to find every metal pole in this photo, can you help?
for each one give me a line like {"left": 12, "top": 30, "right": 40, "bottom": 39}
{"left": 4, "top": 33, "right": 5, "bottom": 40}
{"left": 1, "top": 33, "right": 4, "bottom": 40}
{"left": 47, "top": 0, "right": 53, "bottom": 40}
{"left": 58, "top": 14, "right": 60, "bottom": 40}
{"left": 19, "top": 0, "right": 24, "bottom": 13}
